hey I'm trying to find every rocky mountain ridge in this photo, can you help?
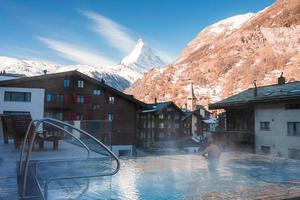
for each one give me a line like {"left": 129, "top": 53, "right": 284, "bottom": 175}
{"left": 127, "top": 0, "right": 300, "bottom": 107}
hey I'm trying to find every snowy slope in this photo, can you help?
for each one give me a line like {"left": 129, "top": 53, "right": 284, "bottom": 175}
{"left": 121, "top": 39, "right": 165, "bottom": 73}
{"left": 128, "top": 0, "right": 300, "bottom": 107}
{"left": 0, "top": 39, "right": 165, "bottom": 91}
{"left": 0, "top": 56, "right": 59, "bottom": 76}
{"left": 178, "top": 13, "right": 255, "bottom": 58}
{"left": 205, "top": 13, "right": 255, "bottom": 35}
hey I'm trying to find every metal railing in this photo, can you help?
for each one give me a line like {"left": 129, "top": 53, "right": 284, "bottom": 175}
{"left": 18, "top": 118, "right": 120, "bottom": 200}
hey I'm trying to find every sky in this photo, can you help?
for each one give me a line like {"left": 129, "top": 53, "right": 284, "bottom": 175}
{"left": 0, "top": 0, "right": 274, "bottom": 66}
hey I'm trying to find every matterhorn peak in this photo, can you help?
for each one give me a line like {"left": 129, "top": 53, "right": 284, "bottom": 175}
{"left": 121, "top": 38, "right": 165, "bottom": 73}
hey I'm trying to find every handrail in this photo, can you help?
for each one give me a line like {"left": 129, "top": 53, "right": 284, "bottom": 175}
{"left": 19, "top": 119, "right": 39, "bottom": 173}
{"left": 20, "top": 120, "right": 92, "bottom": 196}
{"left": 19, "top": 117, "right": 120, "bottom": 200}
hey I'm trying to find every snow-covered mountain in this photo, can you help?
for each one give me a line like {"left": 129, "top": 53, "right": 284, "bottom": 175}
{"left": 0, "top": 39, "right": 165, "bottom": 90}
{"left": 127, "top": 0, "right": 300, "bottom": 107}
{"left": 121, "top": 39, "right": 165, "bottom": 73}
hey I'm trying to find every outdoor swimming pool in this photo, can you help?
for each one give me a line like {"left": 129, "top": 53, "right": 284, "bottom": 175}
{"left": 33, "top": 153, "right": 300, "bottom": 200}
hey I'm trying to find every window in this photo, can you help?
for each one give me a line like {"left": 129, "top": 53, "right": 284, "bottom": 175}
{"left": 46, "top": 94, "right": 53, "bottom": 102}
{"left": 285, "top": 104, "right": 300, "bottom": 109}
{"left": 148, "top": 122, "right": 152, "bottom": 128}
{"left": 93, "top": 104, "right": 100, "bottom": 110}
{"left": 159, "top": 114, "right": 164, "bottom": 119}
{"left": 108, "top": 114, "right": 114, "bottom": 121}
{"left": 159, "top": 132, "right": 165, "bottom": 139}
{"left": 260, "top": 121, "right": 270, "bottom": 130}
{"left": 57, "top": 95, "right": 64, "bottom": 104}
{"left": 45, "top": 112, "right": 63, "bottom": 120}
{"left": 167, "top": 107, "right": 172, "bottom": 112}
{"left": 4, "top": 91, "right": 31, "bottom": 102}
{"left": 76, "top": 113, "right": 84, "bottom": 120}
{"left": 64, "top": 79, "right": 70, "bottom": 88}
{"left": 109, "top": 96, "right": 115, "bottom": 104}
{"left": 167, "top": 114, "right": 171, "bottom": 119}
{"left": 78, "top": 80, "right": 84, "bottom": 88}
{"left": 261, "top": 146, "right": 270, "bottom": 155}
{"left": 287, "top": 122, "right": 300, "bottom": 136}
{"left": 175, "top": 123, "right": 180, "bottom": 129}
{"left": 3, "top": 111, "right": 30, "bottom": 115}
{"left": 93, "top": 90, "right": 101, "bottom": 95}
{"left": 77, "top": 95, "right": 84, "bottom": 103}
{"left": 152, "top": 121, "right": 155, "bottom": 128}
{"left": 288, "top": 149, "right": 300, "bottom": 160}
{"left": 168, "top": 123, "right": 172, "bottom": 128}
{"left": 174, "top": 114, "right": 180, "bottom": 120}
{"left": 140, "top": 131, "right": 144, "bottom": 139}
{"left": 159, "top": 123, "right": 164, "bottom": 129}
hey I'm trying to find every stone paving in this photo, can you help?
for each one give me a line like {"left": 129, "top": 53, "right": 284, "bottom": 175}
{"left": 0, "top": 136, "right": 94, "bottom": 200}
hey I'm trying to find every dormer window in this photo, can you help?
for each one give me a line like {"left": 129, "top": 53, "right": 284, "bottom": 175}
{"left": 78, "top": 80, "right": 84, "bottom": 88}
{"left": 109, "top": 96, "right": 115, "bottom": 104}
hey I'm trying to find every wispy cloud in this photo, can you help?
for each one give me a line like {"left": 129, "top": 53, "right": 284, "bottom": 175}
{"left": 38, "top": 37, "right": 116, "bottom": 66}
{"left": 82, "top": 10, "right": 136, "bottom": 54}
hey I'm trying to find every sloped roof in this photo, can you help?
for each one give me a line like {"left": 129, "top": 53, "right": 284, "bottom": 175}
{"left": 0, "top": 70, "right": 146, "bottom": 107}
{"left": 181, "top": 112, "right": 193, "bottom": 121}
{"left": 209, "top": 81, "right": 300, "bottom": 109}
{"left": 141, "top": 101, "right": 183, "bottom": 114}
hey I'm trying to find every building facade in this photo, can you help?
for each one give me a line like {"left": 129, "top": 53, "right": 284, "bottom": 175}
{"left": 0, "top": 71, "right": 145, "bottom": 156}
{"left": 138, "top": 102, "right": 183, "bottom": 148}
{"left": 209, "top": 76, "right": 300, "bottom": 159}
{"left": 181, "top": 112, "right": 203, "bottom": 138}
{"left": 0, "top": 87, "right": 44, "bottom": 119}
{"left": 255, "top": 103, "right": 300, "bottom": 159}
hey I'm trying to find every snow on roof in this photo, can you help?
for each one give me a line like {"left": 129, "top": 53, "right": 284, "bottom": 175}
{"left": 0, "top": 75, "right": 21, "bottom": 81}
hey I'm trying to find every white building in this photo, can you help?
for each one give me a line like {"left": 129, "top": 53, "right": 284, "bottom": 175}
{"left": 209, "top": 74, "right": 300, "bottom": 159}
{"left": 255, "top": 103, "right": 300, "bottom": 158}
{"left": 0, "top": 87, "right": 45, "bottom": 119}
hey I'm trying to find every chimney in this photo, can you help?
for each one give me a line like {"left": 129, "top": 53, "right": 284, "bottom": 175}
{"left": 278, "top": 72, "right": 285, "bottom": 85}
{"left": 43, "top": 69, "right": 47, "bottom": 75}
{"left": 185, "top": 103, "right": 187, "bottom": 110}
{"left": 154, "top": 97, "right": 157, "bottom": 104}
{"left": 254, "top": 80, "right": 257, "bottom": 97}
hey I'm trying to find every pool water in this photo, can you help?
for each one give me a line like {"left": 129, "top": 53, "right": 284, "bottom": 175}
{"left": 40, "top": 153, "right": 300, "bottom": 200}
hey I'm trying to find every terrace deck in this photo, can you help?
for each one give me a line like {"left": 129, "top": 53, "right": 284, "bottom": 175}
{"left": 0, "top": 134, "right": 94, "bottom": 200}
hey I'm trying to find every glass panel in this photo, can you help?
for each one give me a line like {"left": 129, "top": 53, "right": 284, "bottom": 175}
{"left": 4, "top": 91, "right": 31, "bottom": 102}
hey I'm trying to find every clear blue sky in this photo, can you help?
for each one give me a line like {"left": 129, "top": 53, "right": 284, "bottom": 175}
{"left": 0, "top": 0, "right": 274, "bottom": 66}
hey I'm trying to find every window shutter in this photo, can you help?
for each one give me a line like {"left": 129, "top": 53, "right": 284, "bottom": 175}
{"left": 71, "top": 112, "right": 76, "bottom": 120}
{"left": 83, "top": 112, "right": 88, "bottom": 120}
{"left": 63, "top": 95, "right": 69, "bottom": 103}
{"left": 63, "top": 112, "right": 69, "bottom": 120}
{"left": 72, "top": 95, "right": 77, "bottom": 103}
{"left": 84, "top": 95, "right": 90, "bottom": 104}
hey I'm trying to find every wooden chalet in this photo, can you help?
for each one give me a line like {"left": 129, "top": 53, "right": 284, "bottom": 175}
{"left": 0, "top": 70, "right": 146, "bottom": 147}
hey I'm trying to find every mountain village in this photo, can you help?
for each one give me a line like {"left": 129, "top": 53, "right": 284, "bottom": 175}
{"left": 0, "top": 0, "right": 300, "bottom": 199}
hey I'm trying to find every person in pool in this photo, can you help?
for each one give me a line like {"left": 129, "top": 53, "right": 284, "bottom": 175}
{"left": 201, "top": 137, "right": 221, "bottom": 170}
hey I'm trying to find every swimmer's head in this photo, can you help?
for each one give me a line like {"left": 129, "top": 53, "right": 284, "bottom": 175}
{"left": 207, "top": 137, "right": 214, "bottom": 145}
